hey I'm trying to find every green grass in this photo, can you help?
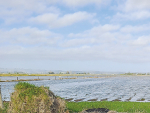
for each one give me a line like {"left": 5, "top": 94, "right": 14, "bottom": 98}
{"left": 5, "top": 82, "right": 68, "bottom": 113}
{"left": 15, "top": 82, "right": 50, "bottom": 103}
{"left": 0, "top": 82, "right": 51, "bottom": 113}
{"left": 9, "top": 82, "right": 53, "bottom": 113}
{"left": 1, "top": 100, "right": 150, "bottom": 113}
{"left": 66, "top": 101, "right": 149, "bottom": 113}
{"left": 14, "top": 82, "right": 48, "bottom": 102}
{"left": 0, "top": 102, "right": 9, "bottom": 113}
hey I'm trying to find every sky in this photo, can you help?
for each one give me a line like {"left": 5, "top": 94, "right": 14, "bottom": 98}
{"left": 1, "top": 0, "right": 150, "bottom": 72}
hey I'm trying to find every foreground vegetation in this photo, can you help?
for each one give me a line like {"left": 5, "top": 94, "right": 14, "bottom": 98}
{"left": 67, "top": 101, "right": 149, "bottom": 113}
{"left": 1, "top": 101, "right": 150, "bottom": 113}
{"left": 1, "top": 82, "right": 150, "bottom": 113}
{"left": 6, "top": 82, "right": 67, "bottom": 113}
{"left": 0, "top": 102, "right": 9, "bottom": 113}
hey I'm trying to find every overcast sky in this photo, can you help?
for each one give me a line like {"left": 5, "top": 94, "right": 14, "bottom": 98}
{"left": 1, "top": 0, "right": 150, "bottom": 72}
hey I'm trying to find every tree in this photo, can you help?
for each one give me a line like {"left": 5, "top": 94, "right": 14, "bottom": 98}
{"left": 66, "top": 71, "right": 70, "bottom": 74}
{"left": 48, "top": 71, "right": 55, "bottom": 74}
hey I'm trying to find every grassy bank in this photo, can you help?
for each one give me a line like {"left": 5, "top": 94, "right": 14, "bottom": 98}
{"left": 0, "top": 102, "right": 9, "bottom": 113}
{"left": 67, "top": 101, "right": 149, "bottom": 113}
{"left": 5, "top": 82, "right": 67, "bottom": 113}
{"left": 1, "top": 101, "right": 150, "bottom": 113}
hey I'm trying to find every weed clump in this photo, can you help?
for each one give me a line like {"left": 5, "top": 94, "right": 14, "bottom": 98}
{"left": 7, "top": 82, "right": 67, "bottom": 113}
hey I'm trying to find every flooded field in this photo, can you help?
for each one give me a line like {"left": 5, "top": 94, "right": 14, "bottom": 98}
{"left": 1, "top": 75, "right": 150, "bottom": 102}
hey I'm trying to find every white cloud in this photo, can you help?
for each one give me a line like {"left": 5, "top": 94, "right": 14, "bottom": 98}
{"left": 129, "top": 36, "right": 150, "bottom": 46}
{"left": 0, "top": 0, "right": 111, "bottom": 10}
{"left": 120, "top": 24, "right": 150, "bottom": 33}
{"left": 29, "top": 13, "right": 58, "bottom": 25}
{"left": 0, "top": 27, "right": 62, "bottom": 45}
{"left": 124, "top": 0, "right": 150, "bottom": 12}
{"left": 62, "top": 24, "right": 121, "bottom": 48}
{"left": 88, "top": 24, "right": 120, "bottom": 33}
{"left": 1, "top": 25, "right": 150, "bottom": 63}
{"left": 29, "top": 12, "right": 96, "bottom": 28}
{"left": 0, "top": 0, "right": 110, "bottom": 24}
{"left": 2, "top": 0, "right": 150, "bottom": 64}
{"left": 113, "top": 11, "right": 150, "bottom": 21}
{"left": 68, "top": 24, "right": 120, "bottom": 39}
{"left": 61, "top": 0, "right": 111, "bottom": 7}
{"left": 0, "top": 0, "right": 59, "bottom": 13}
{"left": 0, "top": 0, "right": 60, "bottom": 24}
{"left": 114, "top": 0, "right": 150, "bottom": 21}
{"left": 57, "top": 24, "right": 150, "bottom": 62}
{"left": 116, "top": 0, "right": 150, "bottom": 12}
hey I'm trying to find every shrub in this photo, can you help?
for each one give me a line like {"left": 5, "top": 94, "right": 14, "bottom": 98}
{"left": 7, "top": 82, "right": 67, "bottom": 113}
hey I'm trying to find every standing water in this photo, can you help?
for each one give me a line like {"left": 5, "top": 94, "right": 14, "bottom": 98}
{"left": 1, "top": 75, "right": 150, "bottom": 102}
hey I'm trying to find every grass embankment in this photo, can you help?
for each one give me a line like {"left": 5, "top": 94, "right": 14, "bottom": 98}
{"left": 1, "top": 101, "right": 150, "bottom": 113}
{"left": 67, "top": 101, "right": 149, "bottom": 113}
{"left": 0, "top": 102, "right": 9, "bottom": 113}
{"left": 8, "top": 82, "right": 52, "bottom": 112}
{"left": 7, "top": 82, "right": 67, "bottom": 113}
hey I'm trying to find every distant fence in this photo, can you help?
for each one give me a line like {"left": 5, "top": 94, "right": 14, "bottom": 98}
{"left": 0, "top": 75, "right": 115, "bottom": 82}
{"left": 0, "top": 85, "right": 3, "bottom": 109}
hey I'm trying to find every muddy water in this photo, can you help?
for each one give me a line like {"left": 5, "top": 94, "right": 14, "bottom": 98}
{"left": 1, "top": 75, "right": 150, "bottom": 102}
